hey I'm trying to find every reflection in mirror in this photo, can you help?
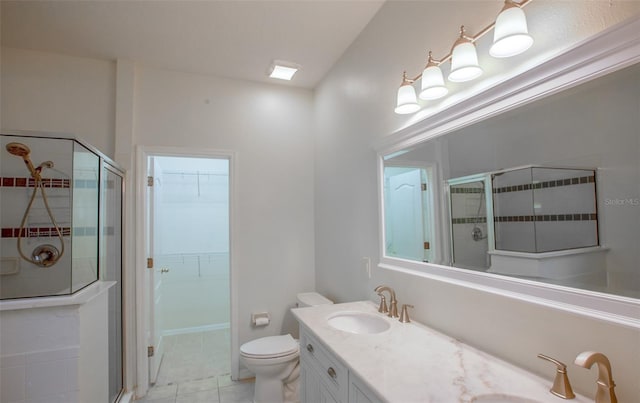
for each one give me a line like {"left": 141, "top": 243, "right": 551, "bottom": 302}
{"left": 383, "top": 164, "right": 435, "bottom": 262}
{"left": 382, "top": 62, "right": 639, "bottom": 299}
{"left": 447, "top": 175, "right": 493, "bottom": 270}
{"left": 493, "top": 166, "right": 598, "bottom": 253}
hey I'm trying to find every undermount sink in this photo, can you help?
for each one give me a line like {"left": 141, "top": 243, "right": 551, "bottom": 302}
{"left": 327, "top": 311, "right": 390, "bottom": 334}
{"left": 471, "top": 394, "right": 544, "bottom": 403}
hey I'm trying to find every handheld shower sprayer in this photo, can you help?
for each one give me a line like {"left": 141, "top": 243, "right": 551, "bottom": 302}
{"left": 6, "top": 142, "right": 40, "bottom": 179}
{"left": 4, "top": 142, "right": 64, "bottom": 267}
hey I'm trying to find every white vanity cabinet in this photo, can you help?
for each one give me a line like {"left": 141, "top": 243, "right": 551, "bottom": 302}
{"left": 299, "top": 327, "right": 383, "bottom": 403}
{"left": 300, "top": 328, "right": 347, "bottom": 402}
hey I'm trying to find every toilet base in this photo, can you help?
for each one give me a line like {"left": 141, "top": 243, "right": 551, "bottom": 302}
{"left": 241, "top": 352, "right": 299, "bottom": 403}
{"left": 254, "top": 377, "right": 285, "bottom": 403}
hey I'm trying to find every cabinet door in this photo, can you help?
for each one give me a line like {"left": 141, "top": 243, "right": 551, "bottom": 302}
{"left": 349, "top": 374, "right": 384, "bottom": 403}
{"left": 319, "top": 383, "right": 341, "bottom": 403}
{"left": 302, "top": 358, "right": 343, "bottom": 403}
{"left": 301, "top": 361, "right": 321, "bottom": 403}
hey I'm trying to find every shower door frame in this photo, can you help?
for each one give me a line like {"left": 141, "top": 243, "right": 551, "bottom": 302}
{"left": 135, "top": 145, "right": 238, "bottom": 398}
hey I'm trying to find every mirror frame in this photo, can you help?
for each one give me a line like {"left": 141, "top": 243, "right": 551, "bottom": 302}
{"left": 376, "top": 17, "right": 640, "bottom": 329}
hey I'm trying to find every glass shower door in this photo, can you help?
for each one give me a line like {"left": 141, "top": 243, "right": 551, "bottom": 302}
{"left": 447, "top": 174, "right": 493, "bottom": 270}
{"left": 101, "top": 163, "right": 124, "bottom": 403}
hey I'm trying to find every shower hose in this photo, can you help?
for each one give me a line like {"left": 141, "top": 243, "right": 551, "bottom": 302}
{"left": 16, "top": 175, "right": 65, "bottom": 267}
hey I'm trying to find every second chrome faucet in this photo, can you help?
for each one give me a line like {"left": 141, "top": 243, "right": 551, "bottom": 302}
{"left": 537, "top": 351, "right": 618, "bottom": 403}
{"left": 374, "top": 285, "right": 399, "bottom": 318}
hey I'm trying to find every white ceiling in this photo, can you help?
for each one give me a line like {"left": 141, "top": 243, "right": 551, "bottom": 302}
{"left": 1, "top": 0, "right": 385, "bottom": 89}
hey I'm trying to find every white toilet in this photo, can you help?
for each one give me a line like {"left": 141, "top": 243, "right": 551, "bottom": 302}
{"left": 240, "top": 292, "right": 333, "bottom": 403}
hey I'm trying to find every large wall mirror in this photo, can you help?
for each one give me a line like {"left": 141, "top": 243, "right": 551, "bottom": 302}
{"left": 378, "top": 19, "right": 639, "bottom": 325}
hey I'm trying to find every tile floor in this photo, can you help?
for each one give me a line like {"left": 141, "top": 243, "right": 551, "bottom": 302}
{"left": 136, "top": 329, "right": 254, "bottom": 403}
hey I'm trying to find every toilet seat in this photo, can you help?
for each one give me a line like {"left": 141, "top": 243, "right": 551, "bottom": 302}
{"left": 240, "top": 334, "right": 299, "bottom": 359}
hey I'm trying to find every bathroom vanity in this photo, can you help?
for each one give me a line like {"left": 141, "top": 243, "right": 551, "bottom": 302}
{"left": 292, "top": 301, "right": 590, "bottom": 403}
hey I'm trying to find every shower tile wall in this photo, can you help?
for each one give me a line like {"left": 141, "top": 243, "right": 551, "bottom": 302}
{"left": 532, "top": 169, "right": 598, "bottom": 251}
{"left": 493, "top": 168, "right": 598, "bottom": 253}
{"left": 450, "top": 185, "right": 489, "bottom": 270}
{"left": 493, "top": 168, "right": 536, "bottom": 252}
{"left": 70, "top": 145, "right": 100, "bottom": 292}
{"left": 1, "top": 136, "right": 74, "bottom": 298}
{"left": 0, "top": 289, "right": 110, "bottom": 403}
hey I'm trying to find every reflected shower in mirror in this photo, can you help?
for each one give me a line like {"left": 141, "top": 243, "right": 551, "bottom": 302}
{"left": 381, "top": 62, "right": 640, "bottom": 299}
{"left": 447, "top": 175, "right": 492, "bottom": 271}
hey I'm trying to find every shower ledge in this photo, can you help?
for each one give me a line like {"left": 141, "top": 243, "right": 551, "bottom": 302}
{"left": 488, "top": 246, "right": 608, "bottom": 280}
{"left": 0, "top": 280, "right": 115, "bottom": 311}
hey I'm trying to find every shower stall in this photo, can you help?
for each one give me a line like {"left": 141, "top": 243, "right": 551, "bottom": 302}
{"left": 1, "top": 135, "right": 102, "bottom": 298}
{"left": 0, "top": 133, "right": 125, "bottom": 402}
{"left": 447, "top": 165, "right": 604, "bottom": 282}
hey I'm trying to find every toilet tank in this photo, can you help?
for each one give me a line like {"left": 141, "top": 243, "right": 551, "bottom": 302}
{"left": 296, "top": 292, "right": 333, "bottom": 307}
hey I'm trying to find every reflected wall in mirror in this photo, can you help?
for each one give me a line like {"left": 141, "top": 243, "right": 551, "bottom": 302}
{"left": 382, "top": 62, "right": 639, "bottom": 299}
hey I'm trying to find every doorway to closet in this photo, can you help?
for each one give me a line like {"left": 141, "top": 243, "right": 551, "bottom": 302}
{"left": 146, "top": 154, "right": 231, "bottom": 387}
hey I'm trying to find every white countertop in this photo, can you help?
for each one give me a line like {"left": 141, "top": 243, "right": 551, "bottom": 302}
{"left": 292, "top": 300, "right": 590, "bottom": 403}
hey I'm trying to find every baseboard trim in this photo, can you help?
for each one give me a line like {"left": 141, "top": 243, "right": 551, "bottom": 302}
{"left": 162, "top": 322, "right": 230, "bottom": 337}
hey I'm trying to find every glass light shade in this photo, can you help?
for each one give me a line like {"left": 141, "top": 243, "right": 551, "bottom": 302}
{"left": 394, "top": 84, "right": 420, "bottom": 114}
{"left": 419, "top": 65, "right": 448, "bottom": 100}
{"left": 448, "top": 41, "right": 483, "bottom": 82}
{"left": 490, "top": 6, "right": 533, "bottom": 58}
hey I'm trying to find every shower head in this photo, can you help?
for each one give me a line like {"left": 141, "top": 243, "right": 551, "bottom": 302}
{"left": 6, "top": 142, "right": 31, "bottom": 157}
{"left": 38, "top": 161, "right": 54, "bottom": 170}
{"left": 6, "top": 142, "right": 39, "bottom": 178}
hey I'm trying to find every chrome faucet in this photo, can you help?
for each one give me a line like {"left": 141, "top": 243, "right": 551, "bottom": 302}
{"left": 537, "top": 354, "right": 575, "bottom": 399}
{"left": 376, "top": 293, "right": 388, "bottom": 314}
{"left": 374, "top": 285, "right": 398, "bottom": 318}
{"left": 574, "top": 351, "right": 617, "bottom": 403}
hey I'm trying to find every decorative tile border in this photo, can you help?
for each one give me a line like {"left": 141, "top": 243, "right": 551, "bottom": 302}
{"left": 494, "top": 213, "right": 598, "bottom": 222}
{"left": 452, "top": 217, "right": 487, "bottom": 224}
{"left": 0, "top": 177, "right": 100, "bottom": 188}
{"left": 73, "top": 179, "right": 99, "bottom": 189}
{"left": 450, "top": 187, "right": 484, "bottom": 194}
{"left": 493, "top": 175, "right": 595, "bottom": 194}
{"left": 1, "top": 177, "right": 71, "bottom": 188}
{"left": 0, "top": 227, "right": 113, "bottom": 238}
{"left": 452, "top": 213, "right": 597, "bottom": 224}
{"left": 1, "top": 227, "right": 71, "bottom": 238}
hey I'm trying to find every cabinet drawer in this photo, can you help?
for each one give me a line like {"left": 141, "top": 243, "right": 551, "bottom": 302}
{"left": 300, "top": 329, "right": 348, "bottom": 402}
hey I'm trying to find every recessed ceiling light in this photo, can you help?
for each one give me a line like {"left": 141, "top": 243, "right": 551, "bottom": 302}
{"left": 268, "top": 60, "right": 300, "bottom": 81}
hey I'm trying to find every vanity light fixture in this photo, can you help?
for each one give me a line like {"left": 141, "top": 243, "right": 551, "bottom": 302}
{"left": 419, "top": 52, "right": 448, "bottom": 100}
{"left": 448, "top": 26, "right": 483, "bottom": 82}
{"left": 394, "top": 72, "right": 421, "bottom": 115}
{"left": 490, "top": 0, "right": 534, "bottom": 57}
{"left": 395, "top": 0, "right": 533, "bottom": 114}
{"left": 268, "top": 60, "right": 300, "bottom": 81}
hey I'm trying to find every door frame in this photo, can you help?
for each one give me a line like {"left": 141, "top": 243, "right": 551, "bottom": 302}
{"left": 135, "top": 145, "right": 238, "bottom": 397}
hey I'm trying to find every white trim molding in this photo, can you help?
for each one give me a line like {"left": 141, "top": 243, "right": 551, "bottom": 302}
{"left": 376, "top": 17, "right": 640, "bottom": 329}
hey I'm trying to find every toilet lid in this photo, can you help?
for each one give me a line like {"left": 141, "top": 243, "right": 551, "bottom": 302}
{"left": 240, "top": 334, "right": 298, "bottom": 358}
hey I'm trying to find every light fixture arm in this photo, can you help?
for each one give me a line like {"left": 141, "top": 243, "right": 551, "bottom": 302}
{"left": 425, "top": 51, "right": 442, "bottom": 68}
{"left": 401, "top": 71, "right": 415, "bottom": 85}
{"left": 403, "top": 0, "right": 532, "bottom": 83}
